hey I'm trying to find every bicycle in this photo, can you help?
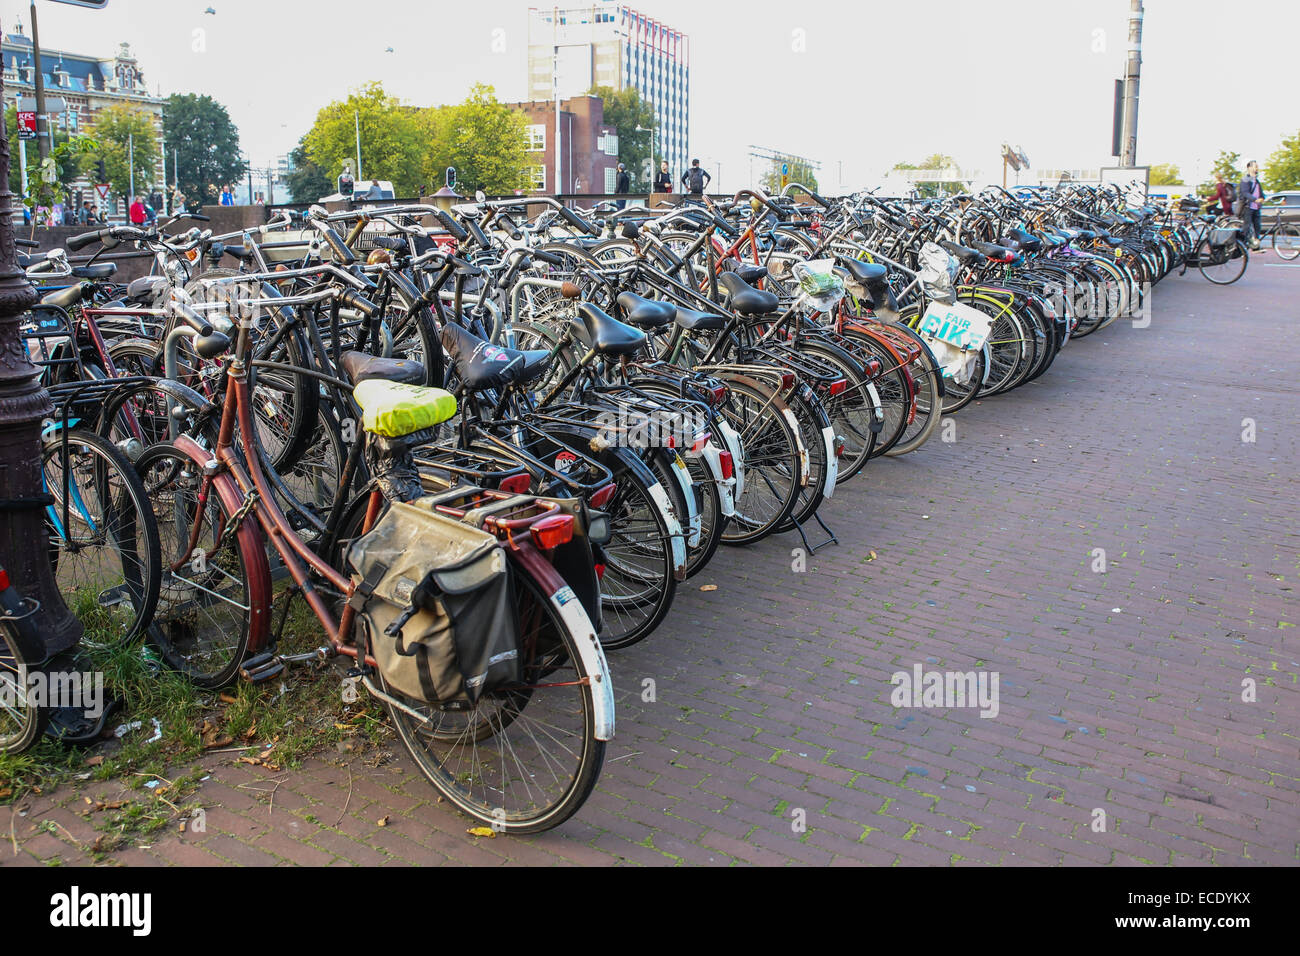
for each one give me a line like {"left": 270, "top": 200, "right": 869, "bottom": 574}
{"left": 1258, "top": 202, "right": 1300, "bottom": 260}
{"left": 139, "top": 292, "right": 613, "bottom": 833}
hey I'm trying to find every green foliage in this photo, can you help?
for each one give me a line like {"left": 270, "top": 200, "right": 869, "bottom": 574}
{"left": 303, "top": 82, "right": 424, "bottom": 197}
{"left": 589, "top": 85, "right": 654, "bottom": 189}
{"left": 422, "top": 84, "right": 528, "bottom": 195}
{"left": 286, "top": 137, "right": 334, "bottom": 203}
{"left": 1263, "top": 130, "right": 1300, "bottom": 192}
{"left": 760, "top": 155, "right": 819, "bottom": 195}
{"left": 1199, "top": 149, "right": 1241, "bottom": 197}
{"left": 1148, "top": 163, "right": 1181, "bottom": 185}
{"left": 162, "top": 93, "right": 245, "bottom": 209}
{"left": 893, "top": 153, "right": 960, "bottom": 198}
{"left": 5, "top": 105, "right": 88, "bottom": 198}
{"left": 90, "top": 104, "right": 160, "bottom": 200}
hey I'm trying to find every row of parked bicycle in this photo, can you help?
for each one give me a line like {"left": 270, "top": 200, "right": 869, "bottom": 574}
{"left": 1, "top": 179, "right": 1204, "bottom": 831}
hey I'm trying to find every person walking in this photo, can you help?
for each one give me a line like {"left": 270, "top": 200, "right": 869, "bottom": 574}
{"left": 219, "top": 185, "right": 235, "bottom": 206}
{"left": 614, "top": 162, "right": 631, "bottom": 209}
{"left": 681, "top": 158, "right": 711, "bottom": 198}
{"left": 653, "top": 160, "right": 672, "bottom": 193}
{"left": 129, "top": 195, "right": 147, "bottom": 226}
{"left": 1212, "top": 173, "right": 1234, "bottom": 217}
{"left": 1237, "top": 161, "right": 1265, "bottom": 249}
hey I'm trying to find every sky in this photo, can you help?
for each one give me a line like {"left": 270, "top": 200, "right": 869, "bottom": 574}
{"left": 3, "top": 0, "right": 1294, "bottom": 191}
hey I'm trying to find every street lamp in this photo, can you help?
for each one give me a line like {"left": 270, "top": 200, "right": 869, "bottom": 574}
{"left": 635, "top": 123, "right": 655, "bottom": 187}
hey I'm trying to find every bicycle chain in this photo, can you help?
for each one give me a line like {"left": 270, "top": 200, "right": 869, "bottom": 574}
{"left": 215, "top": 490, "right": 259, "bottom": 554}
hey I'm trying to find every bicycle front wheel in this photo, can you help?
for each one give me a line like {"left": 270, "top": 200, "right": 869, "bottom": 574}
{"left": 1275, "top": 223, "right": 1300, "bottom": 260}
{"left": 1197, "top": 238, "right": 1249, "bottom": 285}
{"left": 376, "top": 565, "right": 606, "bottom": 833}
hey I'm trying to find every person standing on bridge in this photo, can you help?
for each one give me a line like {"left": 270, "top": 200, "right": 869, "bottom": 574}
{"left": 681, "top": 158, "right": 711, "bottom": 198}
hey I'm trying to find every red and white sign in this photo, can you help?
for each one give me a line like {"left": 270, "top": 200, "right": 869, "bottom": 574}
{"left": 16, "top": 111, "right": 36, "bottom": 140}
{"left": 95, "top": 184, "right": 110, "bottom": 200}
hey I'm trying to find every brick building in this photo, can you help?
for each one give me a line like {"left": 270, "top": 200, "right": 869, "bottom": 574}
{"left": 506, "top": 94, "right": 620, "bottom": 195}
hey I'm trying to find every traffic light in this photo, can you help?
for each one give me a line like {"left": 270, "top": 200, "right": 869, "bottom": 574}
{"left": 95, "top": 158, "right": 107, "bottom": 182}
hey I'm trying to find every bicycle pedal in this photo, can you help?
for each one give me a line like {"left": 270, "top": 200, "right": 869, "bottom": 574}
{"left": 240, "top": 653, "right": 284, "bottom": 683}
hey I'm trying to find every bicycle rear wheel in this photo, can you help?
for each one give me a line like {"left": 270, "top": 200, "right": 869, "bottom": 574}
{"left": 1274, "top": 223, "right": 1300, "bottom": 260}
{"left": 0, "top": 614, "right": 48, "bottom": 753}
{"left": 1197, "top": 238, "right": 1249, "bottom": 285}
{"left": 376, "top": 565, "right": 605, "bottom": 833}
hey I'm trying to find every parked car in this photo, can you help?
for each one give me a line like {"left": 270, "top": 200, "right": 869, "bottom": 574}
{"left": 1260, "top": 190, "right": 1300, "bottom": 226}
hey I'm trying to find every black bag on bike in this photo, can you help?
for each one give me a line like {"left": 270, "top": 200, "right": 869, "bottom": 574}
{"left": 348, "top": 500, "right": 519, "bottom": 709}
{"left": 1209, "top": 226, "right": 1239, "bottom": 247}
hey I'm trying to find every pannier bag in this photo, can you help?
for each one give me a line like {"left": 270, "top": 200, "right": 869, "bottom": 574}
{"left": 1209, "top": 226, "right": 1239, "bottom": 248}
{"left": 348, "top": 500, "right": 519, "bottom": 709}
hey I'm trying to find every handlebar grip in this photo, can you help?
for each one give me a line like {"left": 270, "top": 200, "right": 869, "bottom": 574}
{"left": 434, "top": 209, "right": 469, "bottom": 242}
{"left": 338, "top": 288, "right": 380, "bottom": 317}
{"left": 174, "top": 302, "right": 214, "bottom": 337}
{"left": 66, "top": 229, "right": 107, "bottom": 251}
{"left": 560, "top": 206, "right": 598, "bottom": 236}
{"left": 318, "top": 226, "right": 356, "bottom": 265}
{"left": 15, "top": 238, "right": 39, "bottom": 249}
{"left": 810, "top": 192, "right": 831, "bottom": 210}
{"left": 465, "top": 218, "right": 491, "bottom": 249}
{"left": 189, "top": 213, "right": 211, "bottom": 222}
{"left": 713, "top": 214, "right": 738, "bottom": 238}
{"left": 497, "top": 214, "right": 523, "bottom": 241}
{"left": 501, "top": 254, "right": 532, "bottom": 289}
{"left": 531, "top": 249, "right": 564, "bottom": 266}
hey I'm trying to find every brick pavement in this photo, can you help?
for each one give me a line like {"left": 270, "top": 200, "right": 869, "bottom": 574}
{"left": 4, "top": 258, "right": 1298, "bottom": 866}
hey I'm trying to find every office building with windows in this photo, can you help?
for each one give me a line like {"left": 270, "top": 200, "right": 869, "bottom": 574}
{"left": 527, "top": 4, "right": 689, "bottom": 189}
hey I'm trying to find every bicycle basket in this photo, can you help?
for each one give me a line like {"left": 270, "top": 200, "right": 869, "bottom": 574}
{"left": 348, "top": 500, "right": 519, "bottom": 709}
{"left": 1209, "top": 226, "right": 1239, "bottom": 247}
{"left": 918, "top": 241, "right": 958, "bottom": 305}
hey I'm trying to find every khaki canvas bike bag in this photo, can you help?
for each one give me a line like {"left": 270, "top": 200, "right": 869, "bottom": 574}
{"left": 347, "top": 500, "right": 520, "bottom": 709}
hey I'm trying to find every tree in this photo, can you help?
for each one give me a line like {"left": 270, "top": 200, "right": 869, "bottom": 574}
{"left": 303, "top": 82, "right": 424, "bottom": 196}
{"left": 893, "top": 154, "right": 961, "bottom": 198}
{"left": 163, "top": 92, "right": 245, "bottom": 209}
{"left": 1148, "top": 163, "right": 1181, "bottom": 185}
{"left": 1263, "top": 130, "right": 1300, "bottom": 192}
{"left": 422, "top": 84, "right": 528, "bottom": 195}
{"left": 90, "top": 103, "right": 161, "bottom": 201}
{"left": 759, "top": 155, "right": 819, "bottom": 195}
{"left": 589, "top": 85, "right": 653, "bottom": 190}
{"left": 286, "top": 137, "right": 333, "bottom": 203}
{"left": 1199, "top": 149, "right": 1241, "bottom": 197}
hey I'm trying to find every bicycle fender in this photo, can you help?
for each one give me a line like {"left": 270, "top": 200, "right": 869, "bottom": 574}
{"left": 171, "top": 436, "right": 273, "bottom": 655}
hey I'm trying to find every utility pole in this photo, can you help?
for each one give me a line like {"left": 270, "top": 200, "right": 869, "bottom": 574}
{"left": 552, "top": 7, "right": 562, "bottom": 195}
{"left": 354, "top": 110, "right": 362, "bottom": 182}
{"left": 128, "top": 130, "right": 134, "bottom": 204}
{"left": 0, "top": 65, "right": 82, "bottom": 657}
{"left": 1120, "top": 0, "right": 1143, "bottom": 167}
{"left": 29, "top": 2, "right": 50, "bottom": 162}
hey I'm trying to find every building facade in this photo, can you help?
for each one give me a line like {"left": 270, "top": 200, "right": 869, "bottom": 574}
{"left": 527, "top": 4, "right": 689, "bottom": 190}
{"left": 2, "top": 24, "right": 164, "bottom": 211}
{"left": 507, "top": 95, "right": 619, "bottom": 196}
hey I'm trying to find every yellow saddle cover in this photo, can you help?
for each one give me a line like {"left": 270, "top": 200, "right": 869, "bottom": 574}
{"left": 353, "top": 379, "right": 457, "bottom": 438}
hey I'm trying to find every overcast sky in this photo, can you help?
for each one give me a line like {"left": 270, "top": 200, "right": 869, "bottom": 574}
{"left": 4, "top": 0, "right": 1293, "bottom": 190}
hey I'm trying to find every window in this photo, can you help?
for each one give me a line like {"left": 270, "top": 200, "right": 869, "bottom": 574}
{"left": 525, "top": 165, "right": 546, "bottom": 191}
{"left": 599, "top": 132, "right": 619, "bottom": 157}
{"left": 526, "top": 124, "right": 546, "bottom": 151}
{"left": 605, "top": 167, "right": 617, "bottom": 193}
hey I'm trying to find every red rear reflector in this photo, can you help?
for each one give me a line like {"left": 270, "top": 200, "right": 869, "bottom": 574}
{"left": 0, "top": 568, "right": 9, "bottom": 591}
{"left": 828, "top": 378, "right": 847, "bottom": 396}
{"left": 529, "top": 514, "right": 574, "bottom": 550}
{"left": 780, "top": 372, "right": 795, "bottom": 389}
{"left": 718, "top": 450, "right": 734, "bottom": 480}
{"left": 691, "top": 431, "right": 711, "bottom": 453}
{"left": 499, "top": 473, "right": 531, "bottom": 494}
{"left": 590, "top": 482, "right": 616, "bottom": 508}
{"left": 709, "top": 385, "right": 726, "bottom": 405}
{"left": 594, "top": 562, "right": 606, "bottom": 580}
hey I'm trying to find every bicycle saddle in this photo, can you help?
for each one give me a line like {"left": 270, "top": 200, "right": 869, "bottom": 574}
{"left": 70, "top": 262, "right": 117, "bottom": 280}
{"left": 570, "top": 302, "right": 647, "bottom": 356}
{"left": 341, "top": 350, "right": 426, "bottom": 387}
{"left": 616, "top": 291, "right": 676, "bottom": 329}
{"left": 837, "top": 259, "right": 889, "bottom": 285}
{"left": 717, "top": 271, "right": 778, "bottom": 315}
{"left": 674, "top": 305, "right": 727, "bottom": 331}
{"left": 40, "top": 283, "right": 84, "bottom": 309}
{"left": 936, "top": 240, "right": 985, "bottom": 264}
{"left": 353, "top": 379, "right": 457, "bottom": 439}
{"left": 126, "top": 275, "right": 169, "bottom": 303}
{"left": 722, "top": 259, "right": 769, "bottom": 284}
{"left": 441, "top": 323, "right": 553, "bottom": 391}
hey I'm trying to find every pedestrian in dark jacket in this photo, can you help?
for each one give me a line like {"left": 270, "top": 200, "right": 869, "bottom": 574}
{"left": 1237, "top": 161, "right": 1265, "bottom": 248}
{"left": 681, "top": 158, "right": 711, "bottom": 196}
{"left": 653, "top": 160, "right": 672, "bottom": 193}
{"left": 615, "top": 163, "right": 631, "bottom": 209}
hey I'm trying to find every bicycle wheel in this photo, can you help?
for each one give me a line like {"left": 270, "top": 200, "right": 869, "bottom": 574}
{"left": 376, "top": 565, "right": 605, "bottom": 833}
{"left": 798, "top": 340, "right": 879, "bottom": 484}
{"left": 777, "top": 383, "right": 831, "bottom": 532}
{"left": 42, "top": 429, "right": 161, "bottom": 647}
{"left": 883, "top": 321, "right": 944, "bottom": 457}
{"left": 718, "top": 375, "right": 802, "bottom": 545}
{"left": 1197, "top": 238, "right": 1249, "bottom": 285}
{"left": 1275, "top": 223, "right": 1300, "bottom": 260}
{"left": 136, "top": 442, "right": 260, "bottom": 687}
{"left": 0, "top": 612, "right": 48, "bottom": 753}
